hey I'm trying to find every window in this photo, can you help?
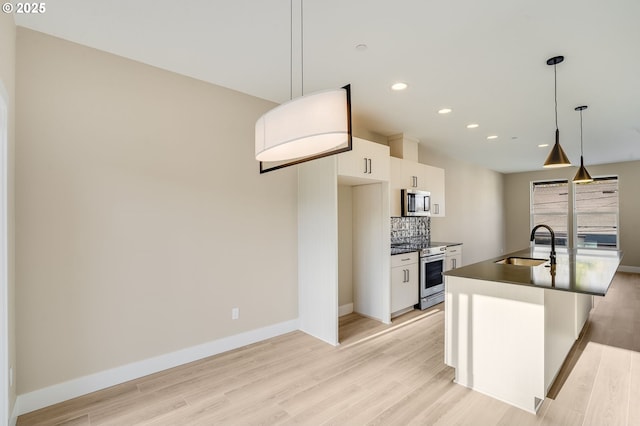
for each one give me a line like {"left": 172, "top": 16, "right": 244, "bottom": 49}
{"left": 530, "top": 180, "right": 568, "bottom": 247}
{"left": 574, "top": 176, "right": 619, "bottom": 249}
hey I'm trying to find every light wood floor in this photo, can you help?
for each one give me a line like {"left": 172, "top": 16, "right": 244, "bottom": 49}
{"left": 18, "top": 272, "right": 640, "bottom": 425}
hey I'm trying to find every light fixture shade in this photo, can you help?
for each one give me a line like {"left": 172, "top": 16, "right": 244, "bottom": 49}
{"left": 543, "top": 130, "right": 572, "bottom": 168}
{"left": 573, "top": 156, "right": 593, "bottom": 183}
{"left": 255, "top": 87, "right": 349, "bottom": 162}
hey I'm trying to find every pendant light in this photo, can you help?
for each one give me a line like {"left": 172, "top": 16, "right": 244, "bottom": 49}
{"left": 573, "top": 105, "right": 593, "bottom": 183}
{"left": 543, "top": 56, "right": 571, "bottom": 168}
{"left": 255, "top": 0, "right": 351, "bottom": 167}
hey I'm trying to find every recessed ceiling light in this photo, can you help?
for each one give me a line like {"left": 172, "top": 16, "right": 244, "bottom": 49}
{"left": 355, "top": 44, "right": 368, "bottom": 51}
{"left": 438, "top": 108, "right": 452, "bottom": 114}
{"left": 538, "top": 144, "right": 549, "bottom": 148}
{"left": 466, "top": 123, "right": 479, "bottom": 129}
{"left": 487, "top": 135, "right": 498, "bottom": 140}
{"left": 391, "top": 82, "right": 408, "bottom": 91}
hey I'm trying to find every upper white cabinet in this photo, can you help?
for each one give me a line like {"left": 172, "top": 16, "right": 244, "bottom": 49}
{"left": 390, "top": 157, "right": 446, "bottom": 217}
{"left": 423, "top": 165, "right": 445, "bottom": 217}
{"left": 338, "top": 137, "right": 390, "bottom": 184}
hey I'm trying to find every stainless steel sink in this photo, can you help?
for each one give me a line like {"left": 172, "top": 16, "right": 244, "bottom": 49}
{"left": 495, "top": 257, "right": 548, "bottom": 266}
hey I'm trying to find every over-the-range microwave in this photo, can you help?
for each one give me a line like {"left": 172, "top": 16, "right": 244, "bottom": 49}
{"left": 401, "top": 189, "right": 431, "bottom": 216}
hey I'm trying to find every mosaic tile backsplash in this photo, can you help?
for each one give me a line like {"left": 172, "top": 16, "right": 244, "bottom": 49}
{"left": 390, "top": 216, "right": 430, "bottom": 245}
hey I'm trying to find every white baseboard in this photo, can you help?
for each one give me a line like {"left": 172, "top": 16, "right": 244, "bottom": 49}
{"left": 338, "top": 303, "right": 353, "bottom": 317}
{"left": 14, "top": 318, "right": 299, "bottom": 417}
{"left": 618, "top": 265, "right": 640, "bottom": 274}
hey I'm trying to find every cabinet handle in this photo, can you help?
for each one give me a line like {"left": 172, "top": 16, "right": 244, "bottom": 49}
{"left": 434, "top": 203, "right": 439, "bottom": 215}
{"left": 368, "top": 158, "right": 372, "bottom": 174}
{"left": 363, "top": 158, "right": 368, "bottom": 174}
{"left": 452, "top": 258, "right": 457, "bottom": 269}
{"left": 406, "top": 269, "right": 410, "bottom": 281}
{"left": 401, "top": 257, "right": 411, "bottom": 261}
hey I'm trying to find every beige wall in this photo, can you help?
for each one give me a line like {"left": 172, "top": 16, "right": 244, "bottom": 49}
{"left": 419, "top": 146, "right": 506, "bottom": 265}
{"left": 0, "top": 11, "right": 16, "bottom": 419}
{"left": 16, "top": 28, "right": 299, "bottom": 393}
{"left": 504, "top": 161, "right": 640, "bottom": 267}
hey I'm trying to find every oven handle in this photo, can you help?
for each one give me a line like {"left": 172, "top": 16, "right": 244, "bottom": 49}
{"left": 422, "top": 254, "right": 445, "bottom": 262}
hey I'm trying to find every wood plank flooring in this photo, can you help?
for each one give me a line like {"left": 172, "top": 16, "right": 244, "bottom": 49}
{"left": 17, "top": 272, "right": 640, "bottom": 425}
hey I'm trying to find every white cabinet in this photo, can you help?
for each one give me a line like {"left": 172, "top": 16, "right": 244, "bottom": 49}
{"left": 423, "top": 165, "right": 445, "bottom": 217}
{"left": 338, "top": 137, "right": 390, "bottom": 184}
{"left": 445, "top": 244, "right": 463, "bottom": 271}
{"left": 391, "top": 252, "right": 419, "bottom": 315}
{"left": 390, "top": 157, "right": 446, "bottom": 217}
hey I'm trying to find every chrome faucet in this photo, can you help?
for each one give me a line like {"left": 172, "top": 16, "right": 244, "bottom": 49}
{"left": 530, "top": 224, "right": 556, "bottom": 266}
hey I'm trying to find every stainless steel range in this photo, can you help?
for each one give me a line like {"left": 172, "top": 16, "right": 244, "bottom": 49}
{"left": 417, "top": 245, "right": 446, "bottom": 310}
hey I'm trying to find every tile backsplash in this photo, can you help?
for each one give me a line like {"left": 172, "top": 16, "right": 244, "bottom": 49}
{"left": 390, "top": 216, "right": 430, "bottom": 245}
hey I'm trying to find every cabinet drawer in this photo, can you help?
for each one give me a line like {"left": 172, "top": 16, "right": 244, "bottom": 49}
{"left": 447, "top": 245, "right": 462, "bottom": 255}
{"left": 391, "top": 251, "right": 418, "bottom": 267}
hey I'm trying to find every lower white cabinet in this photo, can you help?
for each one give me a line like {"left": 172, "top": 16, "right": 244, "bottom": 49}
{"left": 391, "top": 252, "right": 419, "bottom": 314}
{"left": 445, "top": 244, "right": 463, "bottom": 271}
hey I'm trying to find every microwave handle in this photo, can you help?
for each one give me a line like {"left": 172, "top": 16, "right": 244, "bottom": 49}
{"left": 425, "top": 196, "right": 431, "bottom": 212}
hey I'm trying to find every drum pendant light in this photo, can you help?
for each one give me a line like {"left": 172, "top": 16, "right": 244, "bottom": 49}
{"left": 573, "top": 105, "right": 593, "bottom": 183}
{"left": 543, "top": 56, "right": 571, "bottom": 168}
{"left": 255, "top": 0, "right": 351, "bottom": 166}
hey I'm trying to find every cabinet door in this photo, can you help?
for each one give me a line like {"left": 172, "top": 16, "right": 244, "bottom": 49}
{"left": 337, "top": 137, "right": 390, "bottom": 182}
{"left": 391, "top": 263, "right": 419, "bottom": 313}
{"left": 444, "top": 254, "right": 462, "bottom": 271}
{"left": 390, "top": 159, "right": 423, "bottom": 216}
{"left": 423, "top": 164, "right": 445, "bottom": 217}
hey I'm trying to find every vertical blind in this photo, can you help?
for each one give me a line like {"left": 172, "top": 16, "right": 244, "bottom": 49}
{"left": 531, "top": 180, "right": 568, "bottom": 246}
{"left": 574, "top": 177, "right": 619, "bottom": 248}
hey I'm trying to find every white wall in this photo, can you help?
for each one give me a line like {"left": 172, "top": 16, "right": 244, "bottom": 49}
{"left": 419, "top": 146, "right": 505, "bottom": 264}
{"left": 15, "top": 28, "right": 299, "bottom": 395}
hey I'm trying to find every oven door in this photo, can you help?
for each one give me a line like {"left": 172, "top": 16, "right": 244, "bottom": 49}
{"left": 420, "top": 254, "right": 445, "bottom": 297}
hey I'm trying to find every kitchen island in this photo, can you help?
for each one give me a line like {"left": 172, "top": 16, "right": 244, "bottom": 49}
{"left": 443, "top": 247, "right": 622, "bottom": 413}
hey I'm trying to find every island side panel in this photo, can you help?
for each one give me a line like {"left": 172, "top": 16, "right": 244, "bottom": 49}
{"left": 543, "top": 289, "right": 578, "bottom": 393}
{"left": 575, "top": 293, "right": 593, "bottom": 337}
{"left": 445, "top": 276, "right": 546, "bottom": 413}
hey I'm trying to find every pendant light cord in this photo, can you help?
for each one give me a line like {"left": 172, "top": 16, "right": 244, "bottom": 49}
{"left": 579, "top": 109, "right": 584, "bottom": 156}
{"left": 554, "top": 64, "right": 558, "bottom": 131}
{"left": 290, "top": 0, "right": 305, "bottom": 98}
{"left": 300, "top": 0, "right": 304, "bottom": 96}
{"left": 289, "top": 0, "right": 292, "bottom": 100}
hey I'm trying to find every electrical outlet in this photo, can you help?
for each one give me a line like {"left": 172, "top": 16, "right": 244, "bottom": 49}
{"left": 231, "top": 307, "right": 239, "bottom": 320}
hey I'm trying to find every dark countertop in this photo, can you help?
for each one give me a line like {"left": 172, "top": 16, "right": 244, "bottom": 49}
{"left": 444, "top": 247, "right": 623, "bottom": 296}
{"left": 431, "top": 241, "right": 462, "bottom": 247}
{"left": 391, "top": 240, "right": 463, "bottom": 256}
{"left": 391, "top": 247, "right": 418, "bottom": 256}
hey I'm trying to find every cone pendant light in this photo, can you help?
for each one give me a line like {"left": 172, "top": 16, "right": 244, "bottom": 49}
{"left": 573, "top": 105, "right": 593, "bottom": 183}
{"left": 543, "top": 56, "right": 571, "bottom": 168}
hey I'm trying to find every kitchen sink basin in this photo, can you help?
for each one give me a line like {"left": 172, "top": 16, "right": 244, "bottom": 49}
{"left": 495, "top": 257, "right": 548, "bottom": 267}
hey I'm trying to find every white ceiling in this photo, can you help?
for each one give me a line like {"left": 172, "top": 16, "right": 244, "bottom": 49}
{"left": 14, "top": 0, "right": 640, "bottom": 173}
